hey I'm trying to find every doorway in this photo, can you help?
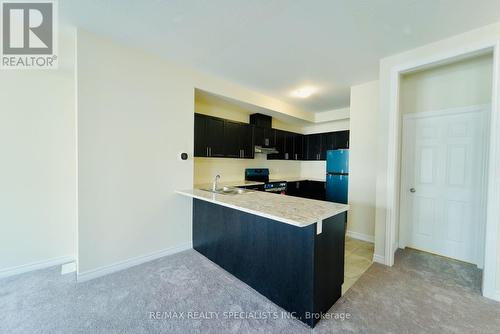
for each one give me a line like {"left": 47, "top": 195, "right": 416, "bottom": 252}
{"left": 383, "top": 42, "right": 500, "bottom": 300}
{"left": 399, "top": 106, "right": 489, "bottom": 266}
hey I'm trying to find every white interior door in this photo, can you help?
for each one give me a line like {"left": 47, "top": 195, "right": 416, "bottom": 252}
{"left": 400, "top": 108, "right": 487, "bottom": 265}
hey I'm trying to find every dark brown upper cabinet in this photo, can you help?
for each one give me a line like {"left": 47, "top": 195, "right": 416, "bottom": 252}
{"left": 194, "top": 113, "right": 253, "bottom": 159}
{"left": 194, "top": 112, "right": 348, "bottom": 161}
{"left": 306, "top": 133, "right": 323, "bottom": 161}
{"left": 293, "top": 134, "right": 304, "bottom": 160}
{"left": 224, "top": 120, "right": 243, "bottom": 158}
{"left": 194, "top": 114, "right": 225, "bottom": 157}
{"left": 335, "top": 130, "right": 350, "bottom": 149}
{"left": 267, "top": 129, "right": 285, "bottom": 160}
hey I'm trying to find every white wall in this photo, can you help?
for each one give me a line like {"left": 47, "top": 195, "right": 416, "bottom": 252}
{"left": 376, "top": 21, "right": 500, "bottom": 299}
{"left": 347, "top": 81, "right": 379, "bottom": 241}
{"left": 76, "top": 30, "right": 195, "bottom": 274}
{"left": 401, "top": 54, "right": 493, "bottom": 114}
{"left": 0, "top": 27, "right": 77, "bottom": 274}
{"left": 314, "top": 107, "right": 350, "bottom": 122}
{"left": 301, "top": 119, "right": 349, "bottom": 135}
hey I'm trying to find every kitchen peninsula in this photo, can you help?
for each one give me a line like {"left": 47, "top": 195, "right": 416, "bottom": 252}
{"left": 177, "top": 188, "right": 349, "bottom": 327}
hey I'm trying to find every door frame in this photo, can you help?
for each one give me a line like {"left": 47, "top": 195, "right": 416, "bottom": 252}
{"left": 399, "top": 105, "right": 490, "bottom": 267}
{"left": 384, "top": 41, "right": 500, "bottom": 301}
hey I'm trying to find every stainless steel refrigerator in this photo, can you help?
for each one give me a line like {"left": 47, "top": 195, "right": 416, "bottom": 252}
{"left": 326, "top": 149, "right": 349, "bottom": 204}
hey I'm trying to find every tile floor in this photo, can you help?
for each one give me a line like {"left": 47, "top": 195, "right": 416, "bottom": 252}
{"left": 343, "top": 236, "right": 374, "bottom": 294}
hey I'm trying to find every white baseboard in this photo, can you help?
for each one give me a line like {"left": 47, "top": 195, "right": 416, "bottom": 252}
{"left": 372, "top": 254, "right": 385, "bottom": 264}
{"left": 346, "top": 230, "right": 374, "bottom": 243}
{"left": 0, "top": 255, "right": 75, "bottom": 279}
{"left": 77, "top": 242, "right": 192, "bottom": 282}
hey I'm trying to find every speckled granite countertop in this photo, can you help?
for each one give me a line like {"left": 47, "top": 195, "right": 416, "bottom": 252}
{"left": 176, "top": 188, "right": 348, "bottom": 227}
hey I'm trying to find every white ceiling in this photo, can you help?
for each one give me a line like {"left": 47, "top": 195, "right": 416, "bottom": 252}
{"left": 61, "top": 0, "right": 500, "bottom": 112}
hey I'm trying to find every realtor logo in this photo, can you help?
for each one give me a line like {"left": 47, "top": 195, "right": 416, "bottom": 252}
{"left": 1, "top": 0, "right": 58, "bottom": 69}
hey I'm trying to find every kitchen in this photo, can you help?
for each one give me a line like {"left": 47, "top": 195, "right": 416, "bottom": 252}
{"left": 177, "top": 90, "right": 370, "bottom": 328}
{"left": 5, "top": 2, "right": 500, "bottom": 333}
{"left": 192, "top": 90, "right": 350, "bottom": 202}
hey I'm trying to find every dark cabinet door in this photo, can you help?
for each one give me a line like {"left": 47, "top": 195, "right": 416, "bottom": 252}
{"left": 335, "top": 130, "right": 350, "bottom": 149}
{"left": 240, "top": 124, "right": 254, "bottom": 159}
{"left": 268, "top": 131, "right": 299, "bottom": 160}
{"left": 194, "top": 114, "right": 207, "bottom": 157}
{"left": 225, "top": 121, "right": 255, "bottom": 159}
{"left": 284, "top": 132, "right": 294, "bottom": 160}
{"left": 293, "top": 134, "right": 304, "bottom": 160}
{"left": 308, "top": 181, "right": 326, "bottom": 200}
{"left": 306, "top": 134, "right": 322, "bottom": 160}
{"left": 224, "top": 120, "right": 242, "bottom": 158}
{"left": 286, "top": 181, "right": 300, "bottom": 197}
{"left": 254, "top": 127, "right": 275, "bottom": 148}
{"left": 323, "top": 132, "right": 336, "bottom": 152}
{"left": 254, "top": 127, "right": 264, "bottom": 147}
{"left": 268, "top": 130, "right": 286, "bottom": 160}
{"left": 287, "top": 181, "right": 325, "bottom": 200}
{"left": 194, "top": 113, "right": 255, "bottom": 159}
{"left": 205, "top": 117, "right": 225, "bottom": 157}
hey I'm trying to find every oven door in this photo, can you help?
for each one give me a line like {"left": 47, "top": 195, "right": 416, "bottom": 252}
{"left": 264, "top": 182, "right": 287, "bottom": 195}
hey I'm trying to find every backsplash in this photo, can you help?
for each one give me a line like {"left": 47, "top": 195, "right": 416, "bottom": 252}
{"left": 193, "top": 154, "right": 325, "bottom": 185}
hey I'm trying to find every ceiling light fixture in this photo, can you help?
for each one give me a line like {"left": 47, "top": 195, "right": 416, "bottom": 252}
{"left": 291, "top": 86, "right": 316, "bottom": 98}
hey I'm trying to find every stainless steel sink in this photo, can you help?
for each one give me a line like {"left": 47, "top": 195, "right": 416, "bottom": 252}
{"left": 200, "top": 186, "right": 252, "bottom": 195}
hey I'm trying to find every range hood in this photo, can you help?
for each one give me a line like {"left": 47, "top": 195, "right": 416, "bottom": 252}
{"left": 255, "top": 146, "right": 279, "bottom": 154}
{"left": 251, "top": 113, "right": 278, "bottom": 154}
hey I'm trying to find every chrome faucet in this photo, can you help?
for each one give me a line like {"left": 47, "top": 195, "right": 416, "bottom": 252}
{"left": 212, "top": 175, "right": 221, "bottom": 191}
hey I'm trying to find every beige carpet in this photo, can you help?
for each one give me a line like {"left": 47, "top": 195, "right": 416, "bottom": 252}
{"left": 1, "top": 248, "right": 500, "bottom": 333}
{"left": 321, "top": 248, "right": 500, "bottom": 333}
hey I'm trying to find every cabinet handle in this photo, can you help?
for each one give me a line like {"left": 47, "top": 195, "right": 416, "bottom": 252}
{"left": 206, "top": 147, "right": 209, "bottom": 157}
{"left": 242, "top": 149, "right": 245, "bottom": 158}
{"left": 265, "top": 138, "right": 269, "bottom": 146}
{"left": 209, "top": 147, "right": 212, "bottom": 157}
{"left": 295, "top": 153, "right": 298, "bottom": 160}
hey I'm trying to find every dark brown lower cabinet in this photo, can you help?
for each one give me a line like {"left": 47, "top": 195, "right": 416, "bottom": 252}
{"left": 286, "top": 181, "right": 326, "bottom": 201}
{"left": 193, "top": 199, "right": 346, "bottom": 328}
